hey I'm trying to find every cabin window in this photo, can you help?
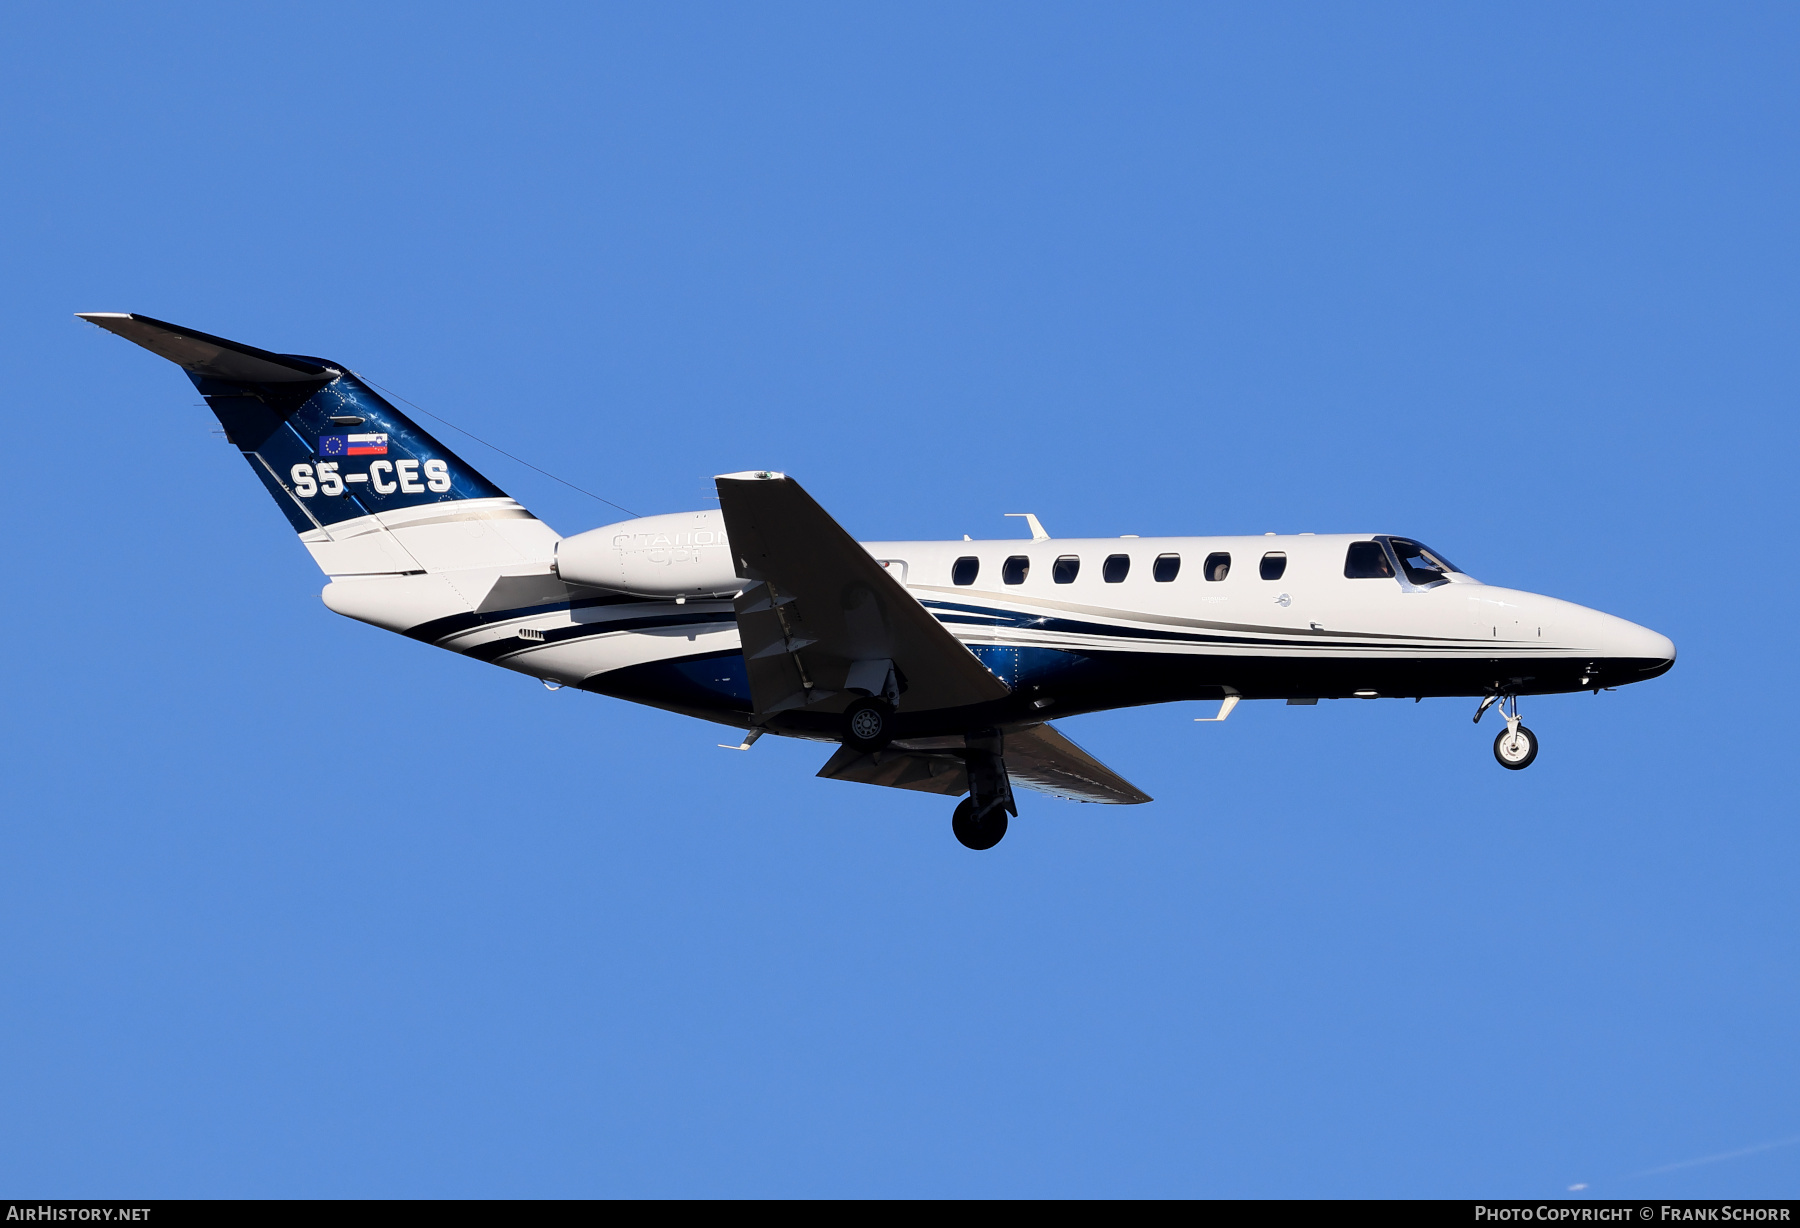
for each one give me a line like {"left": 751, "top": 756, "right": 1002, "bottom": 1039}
{"left": 1053, "top": 555, "right": 1080, "bottom": 584}
{"left": 952, "top": 556, "right": 979, "bottom": 586}
{"left": 1153, "top": 553, "right": 1181, "bottom": 582}
{"left": 1204, "top": 552, "right": 1230, "bottom": 582}
{"left": 1260, "top": 552, "right": 1287, "bottom": 580}
{"left": 1103, "top": 554, "right": 1130, "bottom": 583}
{"left": 1388, "top": 537, "right": 1457, "bottom": 587}
{"left": 1344, "top": 541, "right": 1393, "bottom": 579}
{"left": 1003, "top": 555, "right": 1030, "bottom": 585}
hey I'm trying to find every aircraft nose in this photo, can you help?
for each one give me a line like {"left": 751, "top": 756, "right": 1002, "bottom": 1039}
{"left": 1602, "top": 614, "right": 1676, "bottom": 677}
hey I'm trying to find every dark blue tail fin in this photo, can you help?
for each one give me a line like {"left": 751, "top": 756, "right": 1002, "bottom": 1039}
{"left": 80, "top": 312, "right": 516, "bottom": 535}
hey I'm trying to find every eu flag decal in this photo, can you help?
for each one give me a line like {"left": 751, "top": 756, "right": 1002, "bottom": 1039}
{"left": 319, "top": 433, "right": 388, "bottom": 457}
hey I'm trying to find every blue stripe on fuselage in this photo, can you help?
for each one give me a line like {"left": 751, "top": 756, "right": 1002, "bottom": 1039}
{"left": 921, "top": 598, "right": 1472, "bottom": 651}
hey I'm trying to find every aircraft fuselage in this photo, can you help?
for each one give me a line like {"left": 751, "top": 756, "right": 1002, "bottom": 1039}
{"left": 434, "top": 529, "right": 1676, "bottom": 740}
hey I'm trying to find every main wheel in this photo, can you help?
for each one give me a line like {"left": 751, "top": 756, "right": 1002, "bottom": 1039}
{"left": 952, "top": 797, "right": 1008, "bottom": 850}
{"left": 841, "top": 697, "right": 894, "bottom": 752}
{"left": 1494, "top": 724, "right": 1538, "bottom": 770}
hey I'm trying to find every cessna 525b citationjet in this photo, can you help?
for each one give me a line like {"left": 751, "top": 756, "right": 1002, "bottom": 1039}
{"left": 83, "top": 313, "right": 1676, "bottom": 849}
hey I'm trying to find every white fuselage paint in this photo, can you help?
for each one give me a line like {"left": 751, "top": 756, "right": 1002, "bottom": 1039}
{"left": 317, "top": 515, "right": 1675, "bottom": 720}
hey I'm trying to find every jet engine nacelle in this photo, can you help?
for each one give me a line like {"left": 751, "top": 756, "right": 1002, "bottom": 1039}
{"left": 553, "top": 509, "right": 746, "bottom": 598}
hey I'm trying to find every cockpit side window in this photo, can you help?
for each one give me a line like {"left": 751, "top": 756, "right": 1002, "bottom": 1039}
{"left": 1344, "top": 541, "right": 1394, "bottom": 579}
{"left": 1387, "top": 538, "right": 1457, "bottom": 588}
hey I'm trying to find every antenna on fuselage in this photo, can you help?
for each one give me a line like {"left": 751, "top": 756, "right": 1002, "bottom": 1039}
{"left": 1005, "top": 513, "right": 1050, "bottom": 542}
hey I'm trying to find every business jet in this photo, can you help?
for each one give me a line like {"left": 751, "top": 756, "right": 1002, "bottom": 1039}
{"left": 81, "top": 313, "right": 1676, "bottom": 850}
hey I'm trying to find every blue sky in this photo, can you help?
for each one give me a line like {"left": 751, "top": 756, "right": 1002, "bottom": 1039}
{"left": 1, "top": 2, "right": 1796, "bottom": 1198}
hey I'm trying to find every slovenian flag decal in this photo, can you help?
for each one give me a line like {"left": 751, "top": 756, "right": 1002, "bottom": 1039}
{"left": 319, "top": 433, "right": 388, "bottom": 457}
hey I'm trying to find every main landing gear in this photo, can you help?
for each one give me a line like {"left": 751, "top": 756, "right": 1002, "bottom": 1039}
{"left": 840, "top": 661, "right": 904, "bottom": 754}
{"left": 836, "top": 713, "right": 1018, "bottom": 850}
{"left": 1475, "top": 692, "right": 1538, "bottom": 771}
{"left": 953, "top": 731, "right": 1017, "bottom": 850}
{"left": 837, "top": 692, "right": 1015, "bottom": 849}
{"left": 952, "top": 797, "right": 1009, "bottom": 850}
{"left": 841, "top": 697, "right": 895, "bottom": 753}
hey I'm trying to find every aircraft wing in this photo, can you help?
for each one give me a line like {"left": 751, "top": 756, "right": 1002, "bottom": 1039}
{"left": 815, "top": 742, "right": 970, "bottom": 796}
{"left": 1001, "top": 721, "right": 1153, "bottom": 803}
{"left": 817, "top": 721, "right": 1152, "bottom": 805}
{"left": 716, "top": 471, "right": 1011, "bottom": 717}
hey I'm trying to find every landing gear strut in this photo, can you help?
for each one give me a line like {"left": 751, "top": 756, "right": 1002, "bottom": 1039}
{"left": 952, "top": 730, "right": 1016, "bottom": 850}
{"left": 1475, "top": 692, "right": 1538, "bottom": 770}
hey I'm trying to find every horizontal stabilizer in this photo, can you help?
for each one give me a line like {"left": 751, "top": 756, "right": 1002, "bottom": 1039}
{"left": 76, "top": 312, "right": 333, "bottom": 383}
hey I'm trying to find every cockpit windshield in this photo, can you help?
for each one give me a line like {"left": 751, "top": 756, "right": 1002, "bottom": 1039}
{"left": 1385, "top": 538, "right": 1460, "bottom": 587}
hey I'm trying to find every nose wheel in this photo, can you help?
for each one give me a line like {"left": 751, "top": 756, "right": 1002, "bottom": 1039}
{"left": 1476, "top": 692, "right": 1538, "bottom": 770}
{"left": 1493, "top": 724, "right": 1538, "bottom": 769}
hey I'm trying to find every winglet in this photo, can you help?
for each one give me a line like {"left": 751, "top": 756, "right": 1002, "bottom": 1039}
{"left": 1005, "top": 513, "right": 1050, "bottom": 542}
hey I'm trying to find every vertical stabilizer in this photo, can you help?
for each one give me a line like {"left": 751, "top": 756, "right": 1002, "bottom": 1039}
{"left": 79, "top": 313, "right": 560, "bottom": 580}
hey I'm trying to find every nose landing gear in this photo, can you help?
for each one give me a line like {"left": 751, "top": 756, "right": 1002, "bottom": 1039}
{"left": 1475, "top": 692, "right": 1538, "bottom": 770}
{"left": 1493, "top": 723, "right": 1538, "bottom": 769}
